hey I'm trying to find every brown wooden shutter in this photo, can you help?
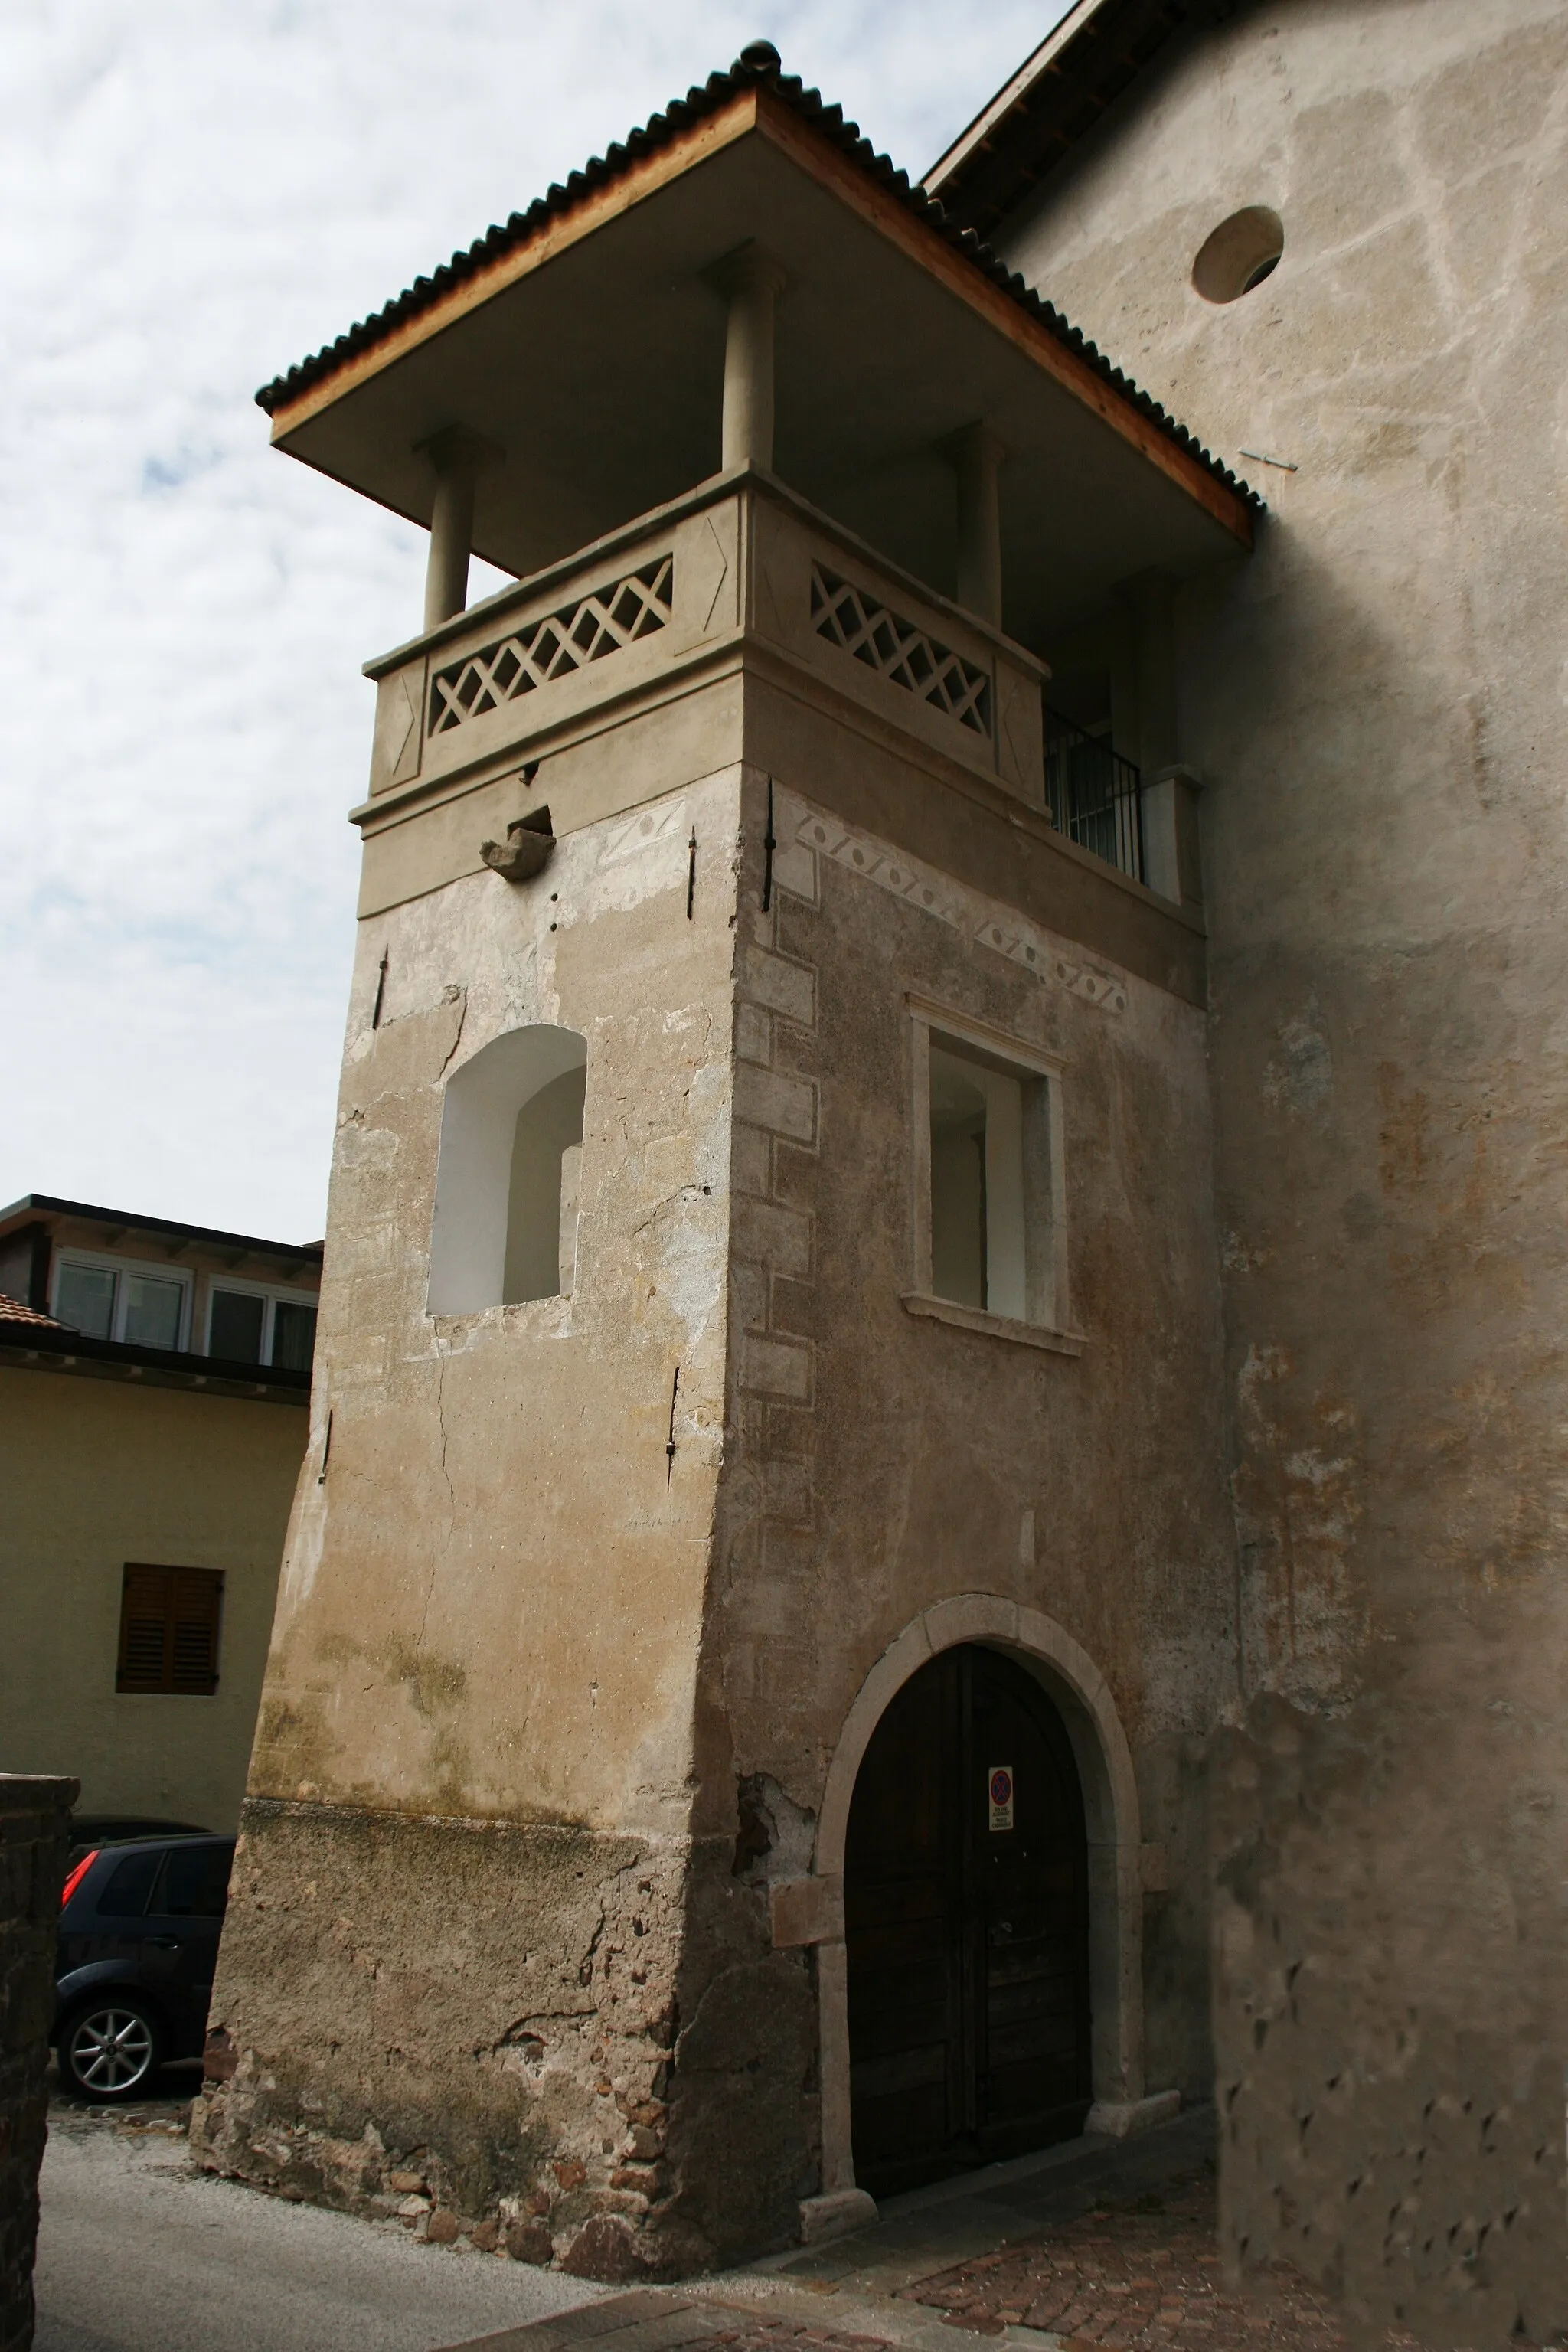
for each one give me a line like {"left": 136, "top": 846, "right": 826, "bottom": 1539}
{"left": 116, "top": 1565, "right": 224, "bottom": 1694}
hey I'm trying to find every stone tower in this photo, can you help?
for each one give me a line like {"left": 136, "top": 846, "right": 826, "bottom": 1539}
{"left": 194, "top": 46, "right": 1256, "bottom": 2272}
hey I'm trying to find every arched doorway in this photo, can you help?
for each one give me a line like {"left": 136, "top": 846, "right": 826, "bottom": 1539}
{"left": 844, "top": 1642, "right": 1092, "bottom": 2195}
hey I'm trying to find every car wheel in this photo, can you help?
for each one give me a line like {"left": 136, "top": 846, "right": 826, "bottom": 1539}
{"left": 60, "top": 1998, "right": 162, "bottom": 2100}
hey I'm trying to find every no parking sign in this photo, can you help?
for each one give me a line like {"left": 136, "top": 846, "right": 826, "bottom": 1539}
{"left": 988, "top": 1765, "right": 1014, "bottom": 1831}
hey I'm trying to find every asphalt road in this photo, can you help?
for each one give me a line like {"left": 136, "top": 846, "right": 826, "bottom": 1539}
{"left": 34, "top": 2101, "right": 605, "bottom": 2352}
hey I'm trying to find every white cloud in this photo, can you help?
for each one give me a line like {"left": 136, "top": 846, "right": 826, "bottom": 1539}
{"left": 0, "top": 0, "right": 1057, "bottom": 1239}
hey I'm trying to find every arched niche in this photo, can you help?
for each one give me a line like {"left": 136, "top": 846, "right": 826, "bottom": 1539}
{"left": 427, "top": 1024, "right": 586, "bottom": 1316}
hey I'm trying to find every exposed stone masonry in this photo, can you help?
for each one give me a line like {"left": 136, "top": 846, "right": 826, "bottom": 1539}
{"left": 0, "top": 1773, "right": 77, "bottom": 2352}
{"left": 191, "top": 1802, "right": 690, "bottom": 2272}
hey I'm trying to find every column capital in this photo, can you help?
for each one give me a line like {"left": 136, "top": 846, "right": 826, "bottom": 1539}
{"left": 702, "top": 238, "right": 792, "bottom": 305}
{"left": 414, "top": 423, "right": 504, "bottom": 479}
{"left": 936, "top": 419, "right": 1010, "bottom": 475}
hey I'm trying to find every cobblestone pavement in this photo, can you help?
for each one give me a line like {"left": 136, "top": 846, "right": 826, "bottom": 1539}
{"left": 903, "top": 2169, "right": 1400, "bottom": 2352}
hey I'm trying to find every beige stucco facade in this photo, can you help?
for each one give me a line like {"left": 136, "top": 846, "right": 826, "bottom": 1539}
{"left": 0, "top": 1368, "right": 305, "bottom": 1831}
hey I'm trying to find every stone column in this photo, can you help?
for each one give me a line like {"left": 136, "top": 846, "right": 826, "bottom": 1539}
{"left": 713, "top": 244, "right": 788, "bottom": 472}
{"left": 419, "top": 427, "right": 498, "bottom": 635}
{"left": 1, "top": 1772, "right": 78, "bottom": 2352}
{"left": 942, "top": 423, "right": 1007, "bottom": 628}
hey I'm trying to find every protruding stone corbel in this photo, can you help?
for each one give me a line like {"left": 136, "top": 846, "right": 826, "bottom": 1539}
{"left": 480, "top": 808, "right": 554, "bottom": 883}
{"left": 704, "top": 241, "right": 791, "bottom": 473}
{"left": 938, "top": 420, "right": 1008, "bottom": 628}
{"left": 416, "top": 424, "right": 503, "bottom": 633}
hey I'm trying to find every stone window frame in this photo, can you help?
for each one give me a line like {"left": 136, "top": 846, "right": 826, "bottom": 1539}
{"left": 900, "top": 993, "right": 1083, "bottom": 1358}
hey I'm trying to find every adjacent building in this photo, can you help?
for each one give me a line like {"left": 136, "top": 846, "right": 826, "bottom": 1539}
{"left": 0, "top": 1195, "right": 321, "bottom": 1834}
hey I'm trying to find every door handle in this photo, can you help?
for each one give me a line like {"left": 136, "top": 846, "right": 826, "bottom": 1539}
{"left": 145, "top": 1935, "right": 181, "bottom": 1949}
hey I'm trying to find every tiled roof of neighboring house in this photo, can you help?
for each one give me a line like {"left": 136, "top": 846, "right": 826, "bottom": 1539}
{"left": 253, "top": 41, "right": 1260, "bottom": 513}
{"left": 0, "top": 1295, "right": 67, "bottom": 1331}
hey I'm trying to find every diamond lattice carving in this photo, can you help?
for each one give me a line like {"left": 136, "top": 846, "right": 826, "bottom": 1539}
{"left": 810, "top": 564, "right": 991, "bottom": 738}
{"left": 429, "top": 556, "right": 675, "bottom": 737}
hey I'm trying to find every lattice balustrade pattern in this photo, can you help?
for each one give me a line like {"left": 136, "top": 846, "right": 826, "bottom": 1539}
{"left": 810, "top": 564, "right": 992, "bottom": 738}
{"left": 428, "top": 556, "right": 675, "bottom": 736}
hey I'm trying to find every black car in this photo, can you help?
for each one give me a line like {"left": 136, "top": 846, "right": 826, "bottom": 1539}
{"left": 54, "top": 1834, "right": 235, "bottom": 2099}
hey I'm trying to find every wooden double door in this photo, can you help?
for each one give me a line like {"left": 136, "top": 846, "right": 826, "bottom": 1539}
{"left": 844, "top": 1644, "right": 1092, "bottom": 2194}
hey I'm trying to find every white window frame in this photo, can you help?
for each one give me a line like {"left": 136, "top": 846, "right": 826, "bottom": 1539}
{"left": 203, "top": 1275, "right": 319, "bottom": 1367}
{"left": 903, "top": 995, "right": 1082, "bottom": 1357}
{"left": 51, "top": 1249, "right": 194, "bottom": 1351}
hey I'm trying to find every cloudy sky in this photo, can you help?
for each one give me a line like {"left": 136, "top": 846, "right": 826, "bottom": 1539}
{"left": 1, "top": 2, "right": 1064, "bottom": 1242}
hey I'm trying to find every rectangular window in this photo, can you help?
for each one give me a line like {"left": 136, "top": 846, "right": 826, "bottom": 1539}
{"left": 54, "top": 1253, "right": 191, "bottom": 1349}
{"left": 908, "top": 1004, "right": 1071, "bottom": 1342}
{"left": 116, "top": 1565, "right": 224, "bottom": 1696}
{"left": 122, "top": 1272, "right": 184, "bottom": 1350}
{"left": 270, "top": 1298, "right": 318, "bottom": 1371}
{"left": 208, "top": 1289, "right": 266, "bottom": 1362}
{"left": 206, "top": 1283, "right": 318, "bottom": 1369}
{"left": 55, "top": 1260, "right": 117, "bottom": 1338}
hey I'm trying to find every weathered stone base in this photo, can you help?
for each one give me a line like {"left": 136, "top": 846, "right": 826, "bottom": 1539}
{"left": 193, "top": 1797, "right": 818, "bottom": 2276}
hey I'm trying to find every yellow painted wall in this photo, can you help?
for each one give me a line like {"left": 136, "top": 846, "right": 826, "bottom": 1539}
{"left": 0, "top": 1366, "right": 305, "bottom": 1831}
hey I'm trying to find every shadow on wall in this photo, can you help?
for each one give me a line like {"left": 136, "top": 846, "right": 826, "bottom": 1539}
{"left": 1211, "top": 1694, "right": 1566, "bottom": 2349}
{"left": 427, "top": 1026, "right": 586, "bottom": 1315}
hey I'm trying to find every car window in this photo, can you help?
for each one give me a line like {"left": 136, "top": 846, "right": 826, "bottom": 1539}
{"left": 94, "top": 1849, "right": 162, "bottom": 1918}
{"left": 150, "top": 1841, "right": 234, "bottom": 1919}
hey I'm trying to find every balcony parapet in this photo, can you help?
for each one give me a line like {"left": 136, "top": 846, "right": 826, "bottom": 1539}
{"left": 358, "top": 467, "right": 1047, "bottom": 824}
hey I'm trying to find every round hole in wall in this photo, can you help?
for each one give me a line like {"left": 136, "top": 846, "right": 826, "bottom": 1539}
{"left": 1191, "top": 205, "right": 1284, "bottom": 303}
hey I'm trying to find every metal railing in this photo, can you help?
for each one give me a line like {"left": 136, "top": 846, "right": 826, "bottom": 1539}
{"left": 1043, "top": 707, "right": 1144, "bottom": 884}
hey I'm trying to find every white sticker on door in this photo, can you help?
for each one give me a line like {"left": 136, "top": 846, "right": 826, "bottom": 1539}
{"left": 988, "top": 1766, "right": 1014, "bottom": 1831}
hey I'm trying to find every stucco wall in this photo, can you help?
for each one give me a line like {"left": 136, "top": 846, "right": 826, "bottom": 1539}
{"left": 0, "top": 1370, "right": 303, "bottom": 1831}
{"left": 707, "top": 771, "right": 1234, "bottom": 2112}
{"left": 995, "top": 2, "right": 1568, "bottom": 2337}
{"left": 250, "top": 766, "right": 737, "bottom": 1831}
{"left": 196, "top": 765, "right": 760, "bottom": 2272}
